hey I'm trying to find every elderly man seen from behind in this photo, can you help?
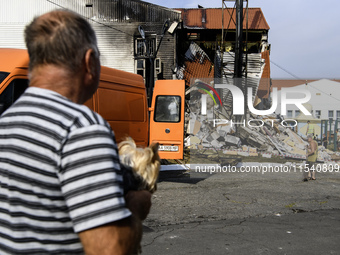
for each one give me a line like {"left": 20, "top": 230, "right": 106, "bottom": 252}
{"left": 0, "top": 10, "right": 151, "bottom": 255}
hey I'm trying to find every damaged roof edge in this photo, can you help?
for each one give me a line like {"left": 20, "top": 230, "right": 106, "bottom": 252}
{"left": 138, "top": 0, "right": 182, "bottom": 14}
{"left": 178, "top": 8, "right": 270, "bottom": 30}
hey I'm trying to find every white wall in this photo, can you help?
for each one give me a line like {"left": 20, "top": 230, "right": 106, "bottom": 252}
{"left": 0, "top": 0, "right": 135, "bottom": 73}
{"left": 275, "top": 79, "right": 340, "bottom": 120}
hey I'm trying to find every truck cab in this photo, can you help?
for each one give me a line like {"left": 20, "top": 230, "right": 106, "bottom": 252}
{"left": 0, "top": 48, "right": 185, "bottom": 159}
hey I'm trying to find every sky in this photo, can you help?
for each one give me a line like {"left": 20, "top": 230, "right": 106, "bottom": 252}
{"left": 145, "top": 0, "right": 340, "bottom": 80}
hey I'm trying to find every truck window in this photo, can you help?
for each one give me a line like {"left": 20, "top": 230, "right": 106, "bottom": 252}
{"left": 0, "top": 79, "right": 29, "bottom": 115}
{"left": 0, "top": 72, "right": 9, "bottom": 84}
{"left": 154, "top": 95, "right": 181, "bottom": 123}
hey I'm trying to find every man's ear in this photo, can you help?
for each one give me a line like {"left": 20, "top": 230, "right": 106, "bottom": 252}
{"left": 84, "top": 48, "right": 95, "bottom": 79}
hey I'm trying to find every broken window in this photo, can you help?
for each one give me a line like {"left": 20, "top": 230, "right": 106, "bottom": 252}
{"left": 135, "top": 38, "right": 156, "bottom": 57}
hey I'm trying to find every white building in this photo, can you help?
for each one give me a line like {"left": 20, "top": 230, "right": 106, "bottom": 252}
{"left": 275, "top": 79, "right": 340, "bottom": 120}
{"left": 0, "top": 0, "right": 181, "bottom": 80}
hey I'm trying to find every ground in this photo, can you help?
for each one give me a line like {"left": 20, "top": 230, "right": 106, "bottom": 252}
{"left": 142, "top": 167, "right": 340, "bottom": 254}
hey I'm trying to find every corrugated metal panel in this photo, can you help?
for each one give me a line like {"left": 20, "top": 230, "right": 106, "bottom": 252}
{"left": 47, "top": 0, "right": 181, "bottom": 22}
{"left": 0, "top": 0, "right": 181, "bottom": 23}
{"left": 0, "top": 23, "right": 136, "bottom": 73}
{"left": 93, "top": 23, "right": 135, "bottom": 73}
{"left": 179, "top": 8, "right": 270, "bottom": 30}
{"left": 221, "top": 52, "right": 265, "bottom": 105}
{"left": 176, "top": 42, "right": 214, "bottom": 86}
{"left": 0, "top": 0, "right": 56, "bottom": 23}
{"left": 223, "top": 52, "right": 264, "bottom": 77}
{"left": 0, "top": 0, "right": 179, "bottom": 76}
{"left": 157, "top": 33, "right": 176, "bottom": 80}
{"left": 95, "top": 0, "right": 181, "bottom": 22}
{"left": 0, "top": 25, "right": 26, "bottom": 49}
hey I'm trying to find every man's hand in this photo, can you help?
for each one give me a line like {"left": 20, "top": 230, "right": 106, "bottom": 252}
{"left": 125, "top": 190, "right": 152, "bottom": 221}
{"left": 78, "top": 191, "right": 151, "bottom": 255}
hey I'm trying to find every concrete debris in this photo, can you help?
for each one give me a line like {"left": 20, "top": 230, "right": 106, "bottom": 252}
{"left": 225, "top": 135, "right": 241, "bottom": 147}
{"left": 318, "top": 150, "right": 332, "bottom": 162}
{"left": 261, "top": 153, "right": 272, "bottom": 159}
{"left": 188, "top": 119, "right": 201, "bottom": 135}
{"left": 189, "top": 136, "right": 200, "bottom": 145}
{"left": 249, "top": 147, "right": 257, "bottom": 153}
{"left": 216, "top": 124, "right": 233, "bottom": 137}
{"left": 242, "top": 145, "right": 249, "bottom": 152}
{"left": 331, "top": 154, "right": 340, "bottom": 161}
{"left": 187, "top": 94, "right": 339, "bottom": 162}
{"left": 184, "top": 45, "right": 339, "bottom": 163}
{"left": 238, "top": 151, "right": 249, "bottom": 157}
{"left": 223, "top": 150, "right": 238, "bottom": 156}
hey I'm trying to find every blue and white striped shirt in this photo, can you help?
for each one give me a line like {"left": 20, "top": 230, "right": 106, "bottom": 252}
{"left": 0, "top": 87, "right": 131, "bottom": 254}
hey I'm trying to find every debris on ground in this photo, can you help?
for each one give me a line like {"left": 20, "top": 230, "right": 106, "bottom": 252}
{"left": 186, "top": 88, "right": 340, "bottom": 164}
{"left": 179, "top": 42, "right": 340, "bottom": 165}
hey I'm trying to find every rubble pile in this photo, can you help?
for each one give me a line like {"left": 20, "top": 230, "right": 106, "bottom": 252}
{"left": 179, "top": 43, "right": 340, "bottom": 164}
{"left": 176, "top": 42, "right": 214, "bottom": 86}
{"left": 186, "top": 99, "right": 340, "bottom": 163}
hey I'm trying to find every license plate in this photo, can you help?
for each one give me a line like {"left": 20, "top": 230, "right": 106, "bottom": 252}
{"left": 159, "top": 145, "right": 179, "bottom": 152}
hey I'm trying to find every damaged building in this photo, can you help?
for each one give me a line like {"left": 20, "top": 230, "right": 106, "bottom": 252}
{"left": 0, "top": 0, "right": 181, "bottom": 90}
{"left": 0, "top": 1, "right": 272, "bottom": 102}
{"left": 180, "top": 7, "right": 340, "bottom": 164}
{"left": 187, "top": 96, "right": 339, "bottom": 163}
{"left": 175, "top": 8, "right": 270, "bottom": 93}
{"left": 175, "top": 7, "right": 275, "bottom": 147}
{"left": 1, "top": 1, "right": 338, "bottom": 163}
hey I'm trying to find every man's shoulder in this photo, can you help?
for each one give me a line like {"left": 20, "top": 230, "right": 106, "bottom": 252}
{"left": 24, "top": 87, "right": 108, "bottom": 128}
{"left": 74, "top": 104, "right": 107, "bottom": 126}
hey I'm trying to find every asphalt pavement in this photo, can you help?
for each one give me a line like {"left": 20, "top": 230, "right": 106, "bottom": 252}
{"left": 142, "top": 165, "right": 340, "bottom": 255}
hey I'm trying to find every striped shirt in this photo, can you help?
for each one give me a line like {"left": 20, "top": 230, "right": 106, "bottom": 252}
{"left": 0, "top": 87, "right": 131, "bottom": 254}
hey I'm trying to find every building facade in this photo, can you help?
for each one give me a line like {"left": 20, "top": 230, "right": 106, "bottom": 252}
{"left": 1, "top": 1, "right": 274, "bottom": 101}
{"left": 0, "top": 0, "right": 181, "bottom": 84}
{"left": 274, "top": 79, "right": 340, "bottom": 120}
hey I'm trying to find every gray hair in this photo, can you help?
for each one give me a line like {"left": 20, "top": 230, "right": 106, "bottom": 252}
{"left": 24, "top": 10, "right": 99, "bottom": 72}
{"left": 307, "top": 134, "right": 313, "bottom": 139}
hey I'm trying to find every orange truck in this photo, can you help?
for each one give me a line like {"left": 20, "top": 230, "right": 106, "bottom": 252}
{"left": 0, "top": 48, "right": 185, "bottom": 159}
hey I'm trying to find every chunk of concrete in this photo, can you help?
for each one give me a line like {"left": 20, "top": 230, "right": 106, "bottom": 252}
{"left": 225, "top": 135, "right": 241, "bottom": 147}
{"left": 217, "top": 124, "right": 232, "bottom": 136}
{"left": 242, "top": 145, "right": 249, "bottom": 152}
{"left": 188, "top": 118, "right": 202, "bottom": 135}
{"left": 223, "top": 150, "right": 238, "bottom": 155}
{"left": 211, "top": 131, "right": 221, "bottom": 140}
{"left": 262, "top": 153, "right": 272, "bottom": 158}
{"left": 238, "top": 151, "right": 250, "bottom": 156}
{"left": 249, "top": 147, "right": 257, "bottom": 153}
{"left": 247, "top": 136, "right": 264, "bottom": 148}
{"left": 190, "top": 136, "right": 201, "bottom": 145}
{"left": 211, "top": 139, "right": 223, "bottom": 148}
